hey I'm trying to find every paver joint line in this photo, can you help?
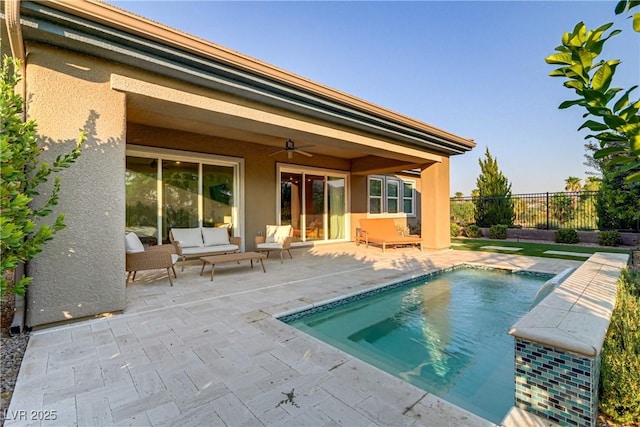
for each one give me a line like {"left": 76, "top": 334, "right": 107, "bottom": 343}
{"left": 8, "top": 246, "right": 582, "bottom": 427}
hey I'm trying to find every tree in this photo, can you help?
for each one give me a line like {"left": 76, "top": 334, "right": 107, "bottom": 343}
{"left": 565, "top": 176, "right": 583, "bottom": 192}
{"left": 584, "top": 176, "right": 602, "bottom": 191}
{"left": 596, "top": 167, "right": 640, "bottom": 230}
{"left": 546, "top": 1, "right": 640, "bottom": 182}
{"left": 474, "top": 148, "right": 515, "bottom": 227}
{"left": 1, "top": 56, "right": 84, "bottom": 301}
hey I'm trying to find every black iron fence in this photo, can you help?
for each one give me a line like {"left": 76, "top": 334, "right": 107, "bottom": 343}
{"left": 450, "top": 191, "right": 609, "bottom": 230}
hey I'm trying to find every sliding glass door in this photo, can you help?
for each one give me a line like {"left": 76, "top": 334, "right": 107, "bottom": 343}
{"left": 279, "top": 166, "right": 348, "bottom": 243}
{"left": 328, "top": 176, "right": 345, "bottom": 240}
{"left": 126, "top": 147, "right": 242, "bottom": 244}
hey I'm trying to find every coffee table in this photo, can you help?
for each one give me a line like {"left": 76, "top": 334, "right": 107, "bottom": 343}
{"left": 199, "top": 252, "right": 267, "bottom": 281}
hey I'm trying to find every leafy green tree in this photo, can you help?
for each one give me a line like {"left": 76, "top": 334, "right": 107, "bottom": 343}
{"left": 549, "top": 193, "right": 574, "bottom": 227}
{"left": 450, "top": 199, "right": 475, "bottom": 226}
{"left": 474, "top": 148, "right": 515, "bottom": 227}
{"left": 1, "top": 56, "right": 84, "bottom": 301}
{"left": 596, "top": 168, "right": 640, "bottom": 230}
{"left": 546, "top": 1, "right": 640, "bottom": 182}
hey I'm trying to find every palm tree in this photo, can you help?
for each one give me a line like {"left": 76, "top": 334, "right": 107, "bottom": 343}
{"left": 565, "top": 176, "right": 582, "bottom": 192}
{"left": 583, "top": 177, "right": 601, "bottom": 192}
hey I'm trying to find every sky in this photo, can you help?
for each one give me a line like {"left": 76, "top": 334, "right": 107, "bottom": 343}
{"left": 110, "top": 0, "right": 639, "bottom": 196}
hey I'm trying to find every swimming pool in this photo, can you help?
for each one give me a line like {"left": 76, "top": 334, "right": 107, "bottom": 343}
{"left": 280, "top": 267, "right": 551, "bottom": 424}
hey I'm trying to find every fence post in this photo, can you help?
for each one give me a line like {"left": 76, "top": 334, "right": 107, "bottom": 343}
{"left": 546, "top": 192, "right": 550, "bottom": 230}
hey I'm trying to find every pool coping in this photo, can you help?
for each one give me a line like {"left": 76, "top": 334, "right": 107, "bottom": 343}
{"left": 509, "top": 252, "right": 629, "bottom": 356}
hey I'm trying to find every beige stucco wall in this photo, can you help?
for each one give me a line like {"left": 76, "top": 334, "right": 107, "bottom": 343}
{"left": 25, "top": 44, "right": 127, "bottom": 327}
{"left": 421, "top": 158, "right": 451, "bottom": 249}
{"left": 351, "top": 173, "right": 423, "bottom": 239}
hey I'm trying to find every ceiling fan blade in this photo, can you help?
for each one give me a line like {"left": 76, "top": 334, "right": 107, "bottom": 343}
{"left": 296, "top": 150, "right": 313, "bottom": 157}
{"left": 268, "top": 149, "right": 285, "bottom": 157}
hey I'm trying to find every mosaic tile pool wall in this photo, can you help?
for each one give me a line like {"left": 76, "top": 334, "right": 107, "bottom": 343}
{"left": 514, "top": 338, "right": 600, "bottom": 427}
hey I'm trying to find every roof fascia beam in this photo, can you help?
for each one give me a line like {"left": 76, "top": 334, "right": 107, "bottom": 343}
{"left": 19, "top": 2, "right": 473, "bottom": 156}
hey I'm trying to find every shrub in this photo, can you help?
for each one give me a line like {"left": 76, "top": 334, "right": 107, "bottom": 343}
{"left": 489, "top": 224, "right": 508, "bottom": 239}
{"left": 599, "top": 230, "right": 622, "bottom": 247}
{"left": 599, "top": 269, "right": 640, "bottom": 423}
{"left": 466, "top": 224, "right": 483, "bottom": 238}
{"left": 450, "top": 223, "right": 461, "bottom": 237}
{"left": 554, "top": 228, "right": 579, "bottom": 244}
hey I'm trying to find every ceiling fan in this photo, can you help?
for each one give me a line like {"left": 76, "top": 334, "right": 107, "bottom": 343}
{"left": 268, "top": 139, "right": 313, "bottom": 159}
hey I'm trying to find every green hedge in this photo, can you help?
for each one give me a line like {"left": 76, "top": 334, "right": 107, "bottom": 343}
{"left": 554, "top": 228, "right": 579, "bottom": 244}
{"left": 599, "top": 268, "right": 640, "bottom": 423}
{"left": 599, "top": 230, "right": 622, "bottom": 247}
{"left": 489, "top": 224, "right": 508, "bottom": 239}
{"left": 465, "top": 224, "right": 483, "bottom": 238}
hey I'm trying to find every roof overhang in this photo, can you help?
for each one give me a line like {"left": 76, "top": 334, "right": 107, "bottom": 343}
{"left": 7, "top": 0, "right": 476, "bottom": 158}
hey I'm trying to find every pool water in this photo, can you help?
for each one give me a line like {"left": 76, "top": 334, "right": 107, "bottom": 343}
{"left": 283, "top": 268, "right": 550, "bottom": 423}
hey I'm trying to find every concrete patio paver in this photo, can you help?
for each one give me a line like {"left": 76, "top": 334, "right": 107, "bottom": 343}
{"left": 5, "top": 244, "right": 581, "bottom": 426}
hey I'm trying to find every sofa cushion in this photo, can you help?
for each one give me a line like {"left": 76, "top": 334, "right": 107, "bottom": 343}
{"left": 256, "top": 242, "right": 286, "bottom": 250}
{"left": 125, "top": 232, "right": 145, "bottom": 253}
{"left": 171, "top": 228, "right": 203, "bottom": 248}
{"left": 202, "top": 227, "right": 230, "bottom": 246}
{"left": 265, "top": 225, "right": 292, "bottom": 243}
{"left": 181, "top": 244, "right": 238, "bottom": 255}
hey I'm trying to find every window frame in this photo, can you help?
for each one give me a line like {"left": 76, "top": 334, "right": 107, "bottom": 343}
{"left": 126, "top": 145, "right": 245, "bottom": 247}
{"left": 367, "top": 175, "right": 416, "bottom": 217}
{"left": 367, "top": 177, "right": 383, "bottom": 215}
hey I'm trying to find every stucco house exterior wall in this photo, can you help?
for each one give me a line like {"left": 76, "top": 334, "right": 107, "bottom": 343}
{"left": 2, "top": 0, "right": 475, "bottom": 328}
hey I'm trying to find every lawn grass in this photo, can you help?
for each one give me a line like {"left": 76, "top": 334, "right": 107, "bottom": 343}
{"left": 451, "top": 237, "right": 632, "bottom": 261}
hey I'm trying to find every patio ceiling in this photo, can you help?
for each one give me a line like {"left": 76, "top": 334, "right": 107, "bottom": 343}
{"left": 118, "top": 76, "right": 440, "bottom": 174}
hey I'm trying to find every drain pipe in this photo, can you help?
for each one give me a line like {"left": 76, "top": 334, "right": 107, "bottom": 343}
{"left": 4, "top": 0, "right": 28, "bottom": 336}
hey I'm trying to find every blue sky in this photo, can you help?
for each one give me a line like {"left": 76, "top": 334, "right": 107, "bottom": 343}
{"left": 110, "top": 1, "right": 639, "bottom": 195}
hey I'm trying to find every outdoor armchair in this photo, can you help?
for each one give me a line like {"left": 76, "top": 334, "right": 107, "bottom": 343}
{"left": 125, "top": 232, "right": 179, "bottom": 286}
{"left": 255, "top": 224, "right": 293, "bottom": 263}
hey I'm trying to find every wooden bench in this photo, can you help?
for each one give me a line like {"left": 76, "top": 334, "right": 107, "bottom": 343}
{"left": 199, "top": 252, "right": 267, "bottom": 281}
{"left": 357, "top": 218, "right": 422, "bottom": 253}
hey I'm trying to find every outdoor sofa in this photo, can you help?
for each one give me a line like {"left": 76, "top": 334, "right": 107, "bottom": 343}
{"left": 169, "top": 227, "right": 241, "bottom": 271}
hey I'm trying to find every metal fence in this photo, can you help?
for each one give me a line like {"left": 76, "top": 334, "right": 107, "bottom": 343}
{"left": 450, "top": 191, "right": 604, "bottom": 230}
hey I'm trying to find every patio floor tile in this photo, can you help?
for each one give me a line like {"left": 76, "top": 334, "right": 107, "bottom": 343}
{"left": 6, "top": 244, "right": 582, "bottom": 426}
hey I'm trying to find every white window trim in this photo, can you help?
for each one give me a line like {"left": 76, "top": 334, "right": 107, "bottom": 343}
{"left": 367, "top": 175, "right": 416, "bottom": 218}
{"left": 402, "top": 180, "right": 416, "bottom": 216}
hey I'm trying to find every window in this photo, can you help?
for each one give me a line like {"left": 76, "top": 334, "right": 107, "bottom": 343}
{"left": 368, "top": 178, "right": 383, "bottom": 214}
{"left": 403, "top": 181, "right": 415, "bottom": 215}
{"left": 387, "top": 180, "right": 399, "bottom": 214}
{"left": 368, "top": 176, "right": 415, "bottom": 216}
{"left": 126, "top": 146, "right": 243, "bottom": 244}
